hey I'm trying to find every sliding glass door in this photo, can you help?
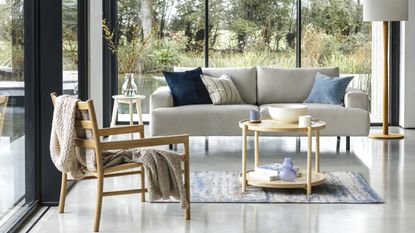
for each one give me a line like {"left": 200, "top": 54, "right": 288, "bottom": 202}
{"left": 0, "top": 0, "right": 27, "bottom": 230}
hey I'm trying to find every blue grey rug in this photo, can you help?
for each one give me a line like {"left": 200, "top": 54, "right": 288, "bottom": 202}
{"left": 184, "top": 171, "right": 383, "bottom": 203}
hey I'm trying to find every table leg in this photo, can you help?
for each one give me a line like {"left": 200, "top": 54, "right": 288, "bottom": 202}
{"left": 307, "top": 127, "right": 313, "bottom": 196}
{"left": 136, "top": 100, "right": 143, "bottom": 125}
{"left": 129, "top": 100, "right": 133, "bottom": 139}
{"left": 254, "top": 131, "right": 260, "bottom": 168}
{"left": 242, "top": 126, "right": 247, "bottom": 192}
{"left": 109, "top": 100, "right": 118, "bottom": 141}
{"left": 129, "top": 100, "right": 133, "bottom": 126}
{"left": 110, "top": 100, "right": 118, "bottom": 128}
{"left": 315, "top": 130, "right": 320, "bottom": 173}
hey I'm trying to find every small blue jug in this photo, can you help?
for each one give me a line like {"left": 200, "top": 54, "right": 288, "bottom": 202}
{"left": 279, "top": 157, "right": 297, "bottom": 181}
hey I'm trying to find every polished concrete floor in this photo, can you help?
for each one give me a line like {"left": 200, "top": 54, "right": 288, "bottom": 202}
{"left": 24, "top": 126, "right": 415, "bottom": 233}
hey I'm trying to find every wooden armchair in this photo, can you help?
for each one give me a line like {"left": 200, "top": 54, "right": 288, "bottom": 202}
{"left": 51, "top": 93, "right": 190, "bottom": 232}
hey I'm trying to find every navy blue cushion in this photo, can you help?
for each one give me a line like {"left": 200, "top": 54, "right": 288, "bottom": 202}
{"left": 163, "top": 67, "right": 212, "bottom": 106}
{"left": 304, "top": 73, "right": 353, "bottom": 105}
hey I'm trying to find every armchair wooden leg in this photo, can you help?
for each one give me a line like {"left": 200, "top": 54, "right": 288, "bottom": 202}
{"left": 93, "top": 175, "right": 104, "bottom": 232}
{"left": 140, "top": 167, "right": 145, "bottom": 202}
{"left": 58, "top": 173, "right": 68, "bottom": 213}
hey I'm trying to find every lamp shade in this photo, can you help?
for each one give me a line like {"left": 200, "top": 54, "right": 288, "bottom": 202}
{"left": 363, "top": 0, "right": 408, "bottom": 21}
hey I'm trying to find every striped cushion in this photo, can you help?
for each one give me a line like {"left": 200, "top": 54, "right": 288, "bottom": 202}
{"left": 201, "top": 74, "right": 244, "bottom": 105}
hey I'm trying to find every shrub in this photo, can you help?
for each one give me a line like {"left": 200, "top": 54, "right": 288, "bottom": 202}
{"left": 146, "top": 39, "right": 183, "bottom": 71}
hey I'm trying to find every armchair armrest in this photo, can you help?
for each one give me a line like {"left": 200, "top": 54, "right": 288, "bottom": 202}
{"left": 344, "top": 88, "right": 369, "bottom": 111}
{"left": 100, "top": 134, "right": 189, "bottom": 151}
{"left": 150, "top": 86, "right": 174, "bottom": 111}
{"left": 98, "top": 125, "right": 144, "bottom": 137}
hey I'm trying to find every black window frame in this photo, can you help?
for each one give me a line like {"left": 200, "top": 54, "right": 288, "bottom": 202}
{"left": 1, "top": 0, "right": 89, "bottom": 232}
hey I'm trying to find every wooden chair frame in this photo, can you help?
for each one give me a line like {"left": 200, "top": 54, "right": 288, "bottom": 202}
{"left": 51, "top": 93, "right": 190, "bottom": 232}
{"left": 0, "top": 95, "right": 8, "bottom": 136}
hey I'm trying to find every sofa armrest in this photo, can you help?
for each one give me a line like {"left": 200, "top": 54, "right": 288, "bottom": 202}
{"left": 344, "top": 88, "right": 369, "bottom": 111}
{"left": 150, "top": 86, "right": 174, "bottom": 111}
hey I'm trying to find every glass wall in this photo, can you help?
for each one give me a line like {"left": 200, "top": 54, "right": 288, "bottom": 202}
{"left": 301, "top": 0, "right": 372, "bottom": 111}
{"left": 0, "top": 0, "right": 26, "bottom": 230}
{"left": 63, "top": 0, "right": 79, "bottom": 96}
{"left": 109, "top": 0, "right": 373, "bottom": 121}
{"left": 112, "top": 0, "right": 206, "bottom": 118}
{"left": 111, "top": 0, "right": 298, "bottom": 118}
{"left": 209, "top": 0, "right": 297, "bottom": 68}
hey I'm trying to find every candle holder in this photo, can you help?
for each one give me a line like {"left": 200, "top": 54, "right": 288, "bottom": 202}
{"left": 249, "top": 110, "right": 261, "bottom": 123}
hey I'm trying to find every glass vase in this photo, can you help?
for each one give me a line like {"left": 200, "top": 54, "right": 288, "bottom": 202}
{"left": 122, "top": 73, "right": 138, "bottom": 96}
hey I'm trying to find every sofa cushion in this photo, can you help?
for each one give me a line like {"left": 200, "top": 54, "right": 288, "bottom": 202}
{"left": 260, "top": 103, "right": 370, "bottom": 136}
{"left": 257, "top": 66, "right": 340, "bottom": 104}
{"left": 151, "top": 104, "right": 259, "bottom": 136}
{"left": 175, "top": 67, "right": 257, "bottom": 104}
{"left": 163, "top": 67, "right": 212, "bottom": 106}
{"left": 201, "top": 74, "right": 244, "bottom": 105}
{"left": 304, "top": 73, "right": 353, "bottom": 105}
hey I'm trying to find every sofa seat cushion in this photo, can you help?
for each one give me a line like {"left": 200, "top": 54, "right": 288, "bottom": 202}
{"left": 175, "top": 67, "right": 257, "bottom": 104}
{"left": 260, "top": 103, "right": 370, "bottom": 136}
{"left": 257, "top": 66, "right": 340, "bottom": 104}
{"left": 151, "top": 104, "right": 259, "bottom": 136}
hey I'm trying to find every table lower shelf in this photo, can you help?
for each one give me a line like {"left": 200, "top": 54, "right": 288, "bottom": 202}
{"left": 243, "top": 171, "right": 325, "bottom": 189}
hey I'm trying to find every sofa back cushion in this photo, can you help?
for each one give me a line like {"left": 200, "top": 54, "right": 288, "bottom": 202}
{"left": 257, "top": 66, "right": 340, "bottom": 104}
{"left": 175, "top": 67, "right": 257, "bottom": 104}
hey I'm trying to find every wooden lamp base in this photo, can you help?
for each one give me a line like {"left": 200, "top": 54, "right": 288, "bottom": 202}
{"left": 369, "top": 133, "right": 404, "bottom": 139}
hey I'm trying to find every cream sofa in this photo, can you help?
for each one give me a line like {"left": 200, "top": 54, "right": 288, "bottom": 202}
{"left": 150, "top": 67, "right": 370, "bottom": 149}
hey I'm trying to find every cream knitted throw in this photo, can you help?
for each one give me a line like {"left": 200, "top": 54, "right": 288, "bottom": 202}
{"left": 50, "top": 95, "right": 188, "bottom": 209}
{"left": 50, "top": 95, "right": 84, "bottom": 179}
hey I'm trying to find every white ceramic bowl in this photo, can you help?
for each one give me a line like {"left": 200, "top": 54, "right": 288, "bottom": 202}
{"left": 268, "top": 104, "right": 308, "bottom": 123}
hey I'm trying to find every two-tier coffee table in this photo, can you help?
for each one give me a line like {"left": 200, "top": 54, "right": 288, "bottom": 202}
{"left": 239, "top": 119, "right": 326, "bottom": 196}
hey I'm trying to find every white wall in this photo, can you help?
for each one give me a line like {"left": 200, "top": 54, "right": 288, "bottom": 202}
{"left": 371, "top": 22, "right": 383, "bottom": 121}
{"left": 88, "top": 0, "right": 103, "bottom": 127}
{"left": 399, "top": 0, "right": 415, "bottom": 128}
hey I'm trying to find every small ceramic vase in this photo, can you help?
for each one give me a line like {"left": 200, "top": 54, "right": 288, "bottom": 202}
{"left": 122, "top": 73, "right": 138, "bottom": 96}
{"left": 279, "top": 157, "right": 297, "bottom": 181}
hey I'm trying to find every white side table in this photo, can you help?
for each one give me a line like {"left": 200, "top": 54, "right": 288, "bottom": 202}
{"left": 110, "top": 95, "right": 146, "bottom": 127}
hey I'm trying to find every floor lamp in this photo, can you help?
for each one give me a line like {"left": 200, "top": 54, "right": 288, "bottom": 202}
{"left": 363, "top": 0, "right": 407, "bottom": 139}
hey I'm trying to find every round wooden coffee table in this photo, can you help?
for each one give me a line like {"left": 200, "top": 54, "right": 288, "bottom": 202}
{"left": 239, "top": 119, "right": 326, "bottom": 196}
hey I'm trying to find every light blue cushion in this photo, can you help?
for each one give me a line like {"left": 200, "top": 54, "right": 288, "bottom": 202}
{"left": 304, "top": 73, "right": 353, "bottom": 105}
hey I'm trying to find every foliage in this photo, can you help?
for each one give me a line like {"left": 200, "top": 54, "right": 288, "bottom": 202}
{"left": 113, "top": 0, "right": 371, "bottom": 88}
{"left": 146, "top": 39, "right": 183, "bottom": 71}
{"left": 0, "top": 0, "right": 24, "bottom": 80}
{"left": 63, "top": 27, "right": 78, "bottom": 70}
{"left": 302, "top": 24, "right": 371, "bottom": 74}
{"left": 226, "top": 0, "right": 296, "bottom": 50}
{"left": 103, "top": 19, "right": 156, "bottom": 73}
{"left": 207, "top": 50, "right": 296, "bottom": 68}
{"left": 62, "top": 0, "right": 78, "bottom": 70}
